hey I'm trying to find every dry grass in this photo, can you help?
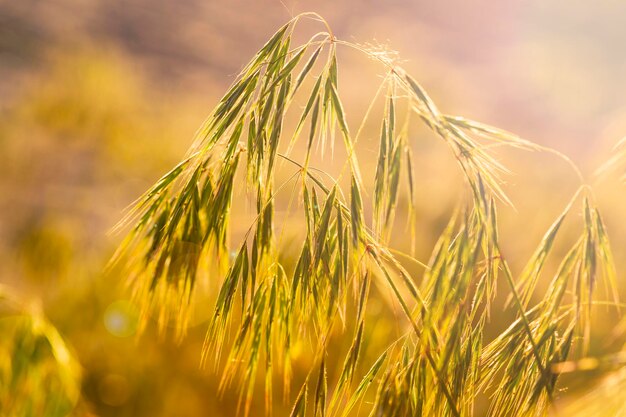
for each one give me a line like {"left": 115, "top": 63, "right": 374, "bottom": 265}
{"left": 0, "top": 286, "right": 81, "bottom": 417}
{"left": 102, "top": 13, "right": 626, "bottom": 417}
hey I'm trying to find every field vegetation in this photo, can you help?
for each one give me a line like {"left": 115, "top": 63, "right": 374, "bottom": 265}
{"left": 2, "top": 10, "right": 626, "bottom": 417}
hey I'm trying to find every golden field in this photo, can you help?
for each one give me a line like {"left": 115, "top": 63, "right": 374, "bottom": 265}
{"left": 1, "top": 1, "right": 626, "bottom": 416}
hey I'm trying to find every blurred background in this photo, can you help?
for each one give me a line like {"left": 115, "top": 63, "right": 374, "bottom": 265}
{"left": 1, "top": 1, "right": 626, "bottom": 416}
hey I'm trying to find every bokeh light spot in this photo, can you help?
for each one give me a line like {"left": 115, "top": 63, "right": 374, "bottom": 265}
{"left": 103, "top": 300, "right": 138, "bottom": 338}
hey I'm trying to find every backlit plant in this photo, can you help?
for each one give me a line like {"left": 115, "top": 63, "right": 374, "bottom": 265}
{"left": 111, "top": 13, "right": 623, "bottom": 417}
